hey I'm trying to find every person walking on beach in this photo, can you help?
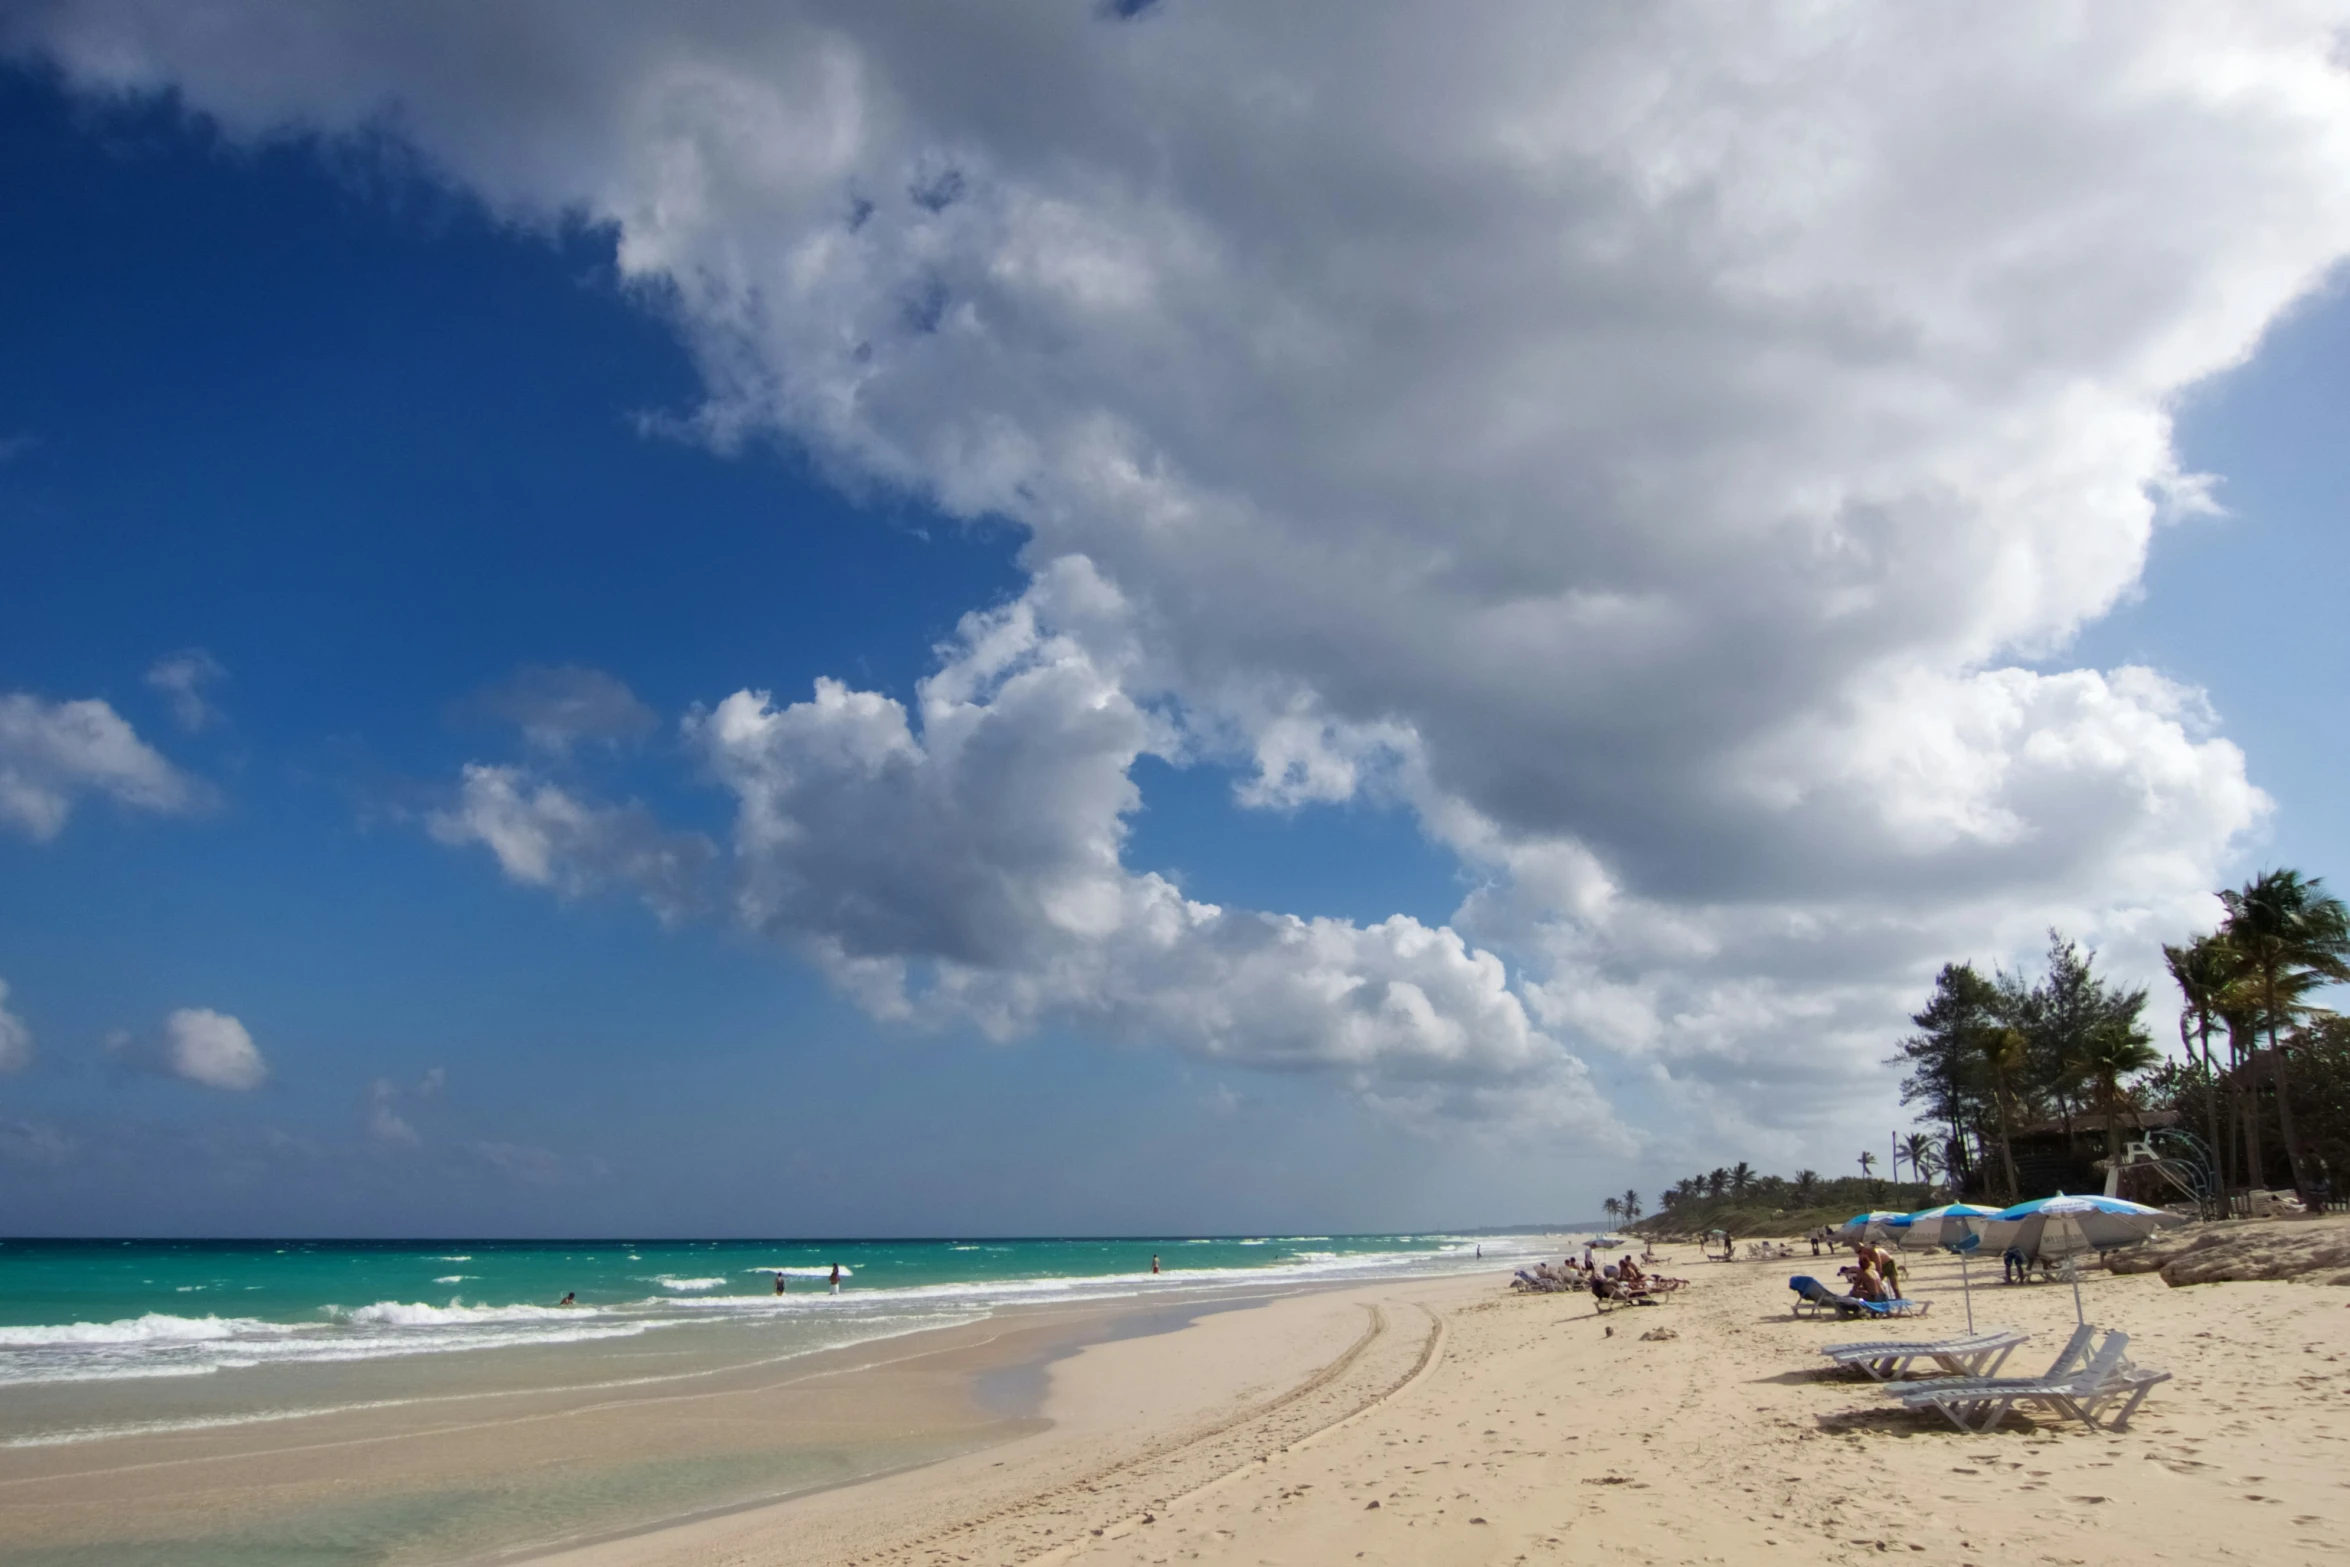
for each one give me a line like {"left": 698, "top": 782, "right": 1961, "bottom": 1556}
{"left": 829, "top": 1262, "right": 841, "bottom": 1295}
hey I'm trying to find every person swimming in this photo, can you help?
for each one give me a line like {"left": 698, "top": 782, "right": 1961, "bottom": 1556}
{"left": 556, "top": 1292, "right": 577, "bottom": 1307}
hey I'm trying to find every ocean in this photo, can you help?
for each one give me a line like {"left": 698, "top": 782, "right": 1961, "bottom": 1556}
{"left": 0, "top": 1232, "right": 1549, "bottom": 1426}
{"left": 0, "top": 1232, "right": 1570, "bottom": 1563}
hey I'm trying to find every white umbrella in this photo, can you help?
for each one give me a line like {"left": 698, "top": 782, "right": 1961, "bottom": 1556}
{"left": 1898, "top": 1203, "right": 2001, "bottom": 1333}
{"left": 1977, "top": 1194, "right": 2185, "bottom": 1323}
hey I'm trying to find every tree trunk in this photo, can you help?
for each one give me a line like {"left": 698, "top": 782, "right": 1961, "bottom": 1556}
{"left": 2261, "top": 957, "right": 2312, "bottom": 1200}
{"left": 2232, "top": 1020, "right": 2264, "bottom": 1195}
{"left": 1992, "top": 1085, "right": 2021, "bottom": 1204}
{"left": 2194, "top": 1012, "right": 2224, "bottom": 1216}
{"left": 2269, "top": 1022, "right": 2312, "bottom": 1200}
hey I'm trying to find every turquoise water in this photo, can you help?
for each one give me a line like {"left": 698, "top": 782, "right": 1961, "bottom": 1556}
{"left": 0, "top": 1233, "right": 1544, "bottom": 1391}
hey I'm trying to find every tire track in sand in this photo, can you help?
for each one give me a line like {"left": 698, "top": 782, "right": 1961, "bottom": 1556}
{"left": 843, "top": 1297, "right": 1443, "bottom": 1567}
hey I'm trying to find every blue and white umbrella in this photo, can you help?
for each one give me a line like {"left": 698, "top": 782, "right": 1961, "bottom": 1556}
{"left": 1896, "top": 1202, "right": 2002, "bottom": 1251}
{"left": 1833, "top": 1210, "right": 1909, "bottom": 1244}
{"left": 1896, "top": 1202, "right": 2001, "bottom": 1332}
{"left": 1978, "top": 1194, "right": 2185, "bottom": 1323}
{"left": 1978, "top": 1193, "right": 2183, "bottom": 1259}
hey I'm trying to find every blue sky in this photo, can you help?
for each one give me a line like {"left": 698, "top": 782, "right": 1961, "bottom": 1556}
{"left": 4, "top": 9, "right": 2349, "bottom": 1235}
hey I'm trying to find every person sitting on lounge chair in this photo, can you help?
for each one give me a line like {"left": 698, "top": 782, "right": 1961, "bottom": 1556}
{"left": 1842, "top": 1263, "right": 1887, "bottom": 1302}
{"left": 1593, "top": 1268, "right": 1657, "bottom": 1307}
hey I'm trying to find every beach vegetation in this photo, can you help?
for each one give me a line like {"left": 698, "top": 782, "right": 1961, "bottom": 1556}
{"left": 1882, "top": 870, "right": 2350, "bottom": 1215}
{"left": 1638, "top": 1169, "right": 1935, "bottom": 1240}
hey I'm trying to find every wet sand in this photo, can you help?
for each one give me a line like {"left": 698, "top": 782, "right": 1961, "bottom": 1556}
{"left": 0, "top": 1293, "right": 1273, "bottom": 1565}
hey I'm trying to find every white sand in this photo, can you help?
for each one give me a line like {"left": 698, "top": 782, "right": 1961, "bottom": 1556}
{"left": 539, "top": 1231, "right": 2350, "bottom": 1567}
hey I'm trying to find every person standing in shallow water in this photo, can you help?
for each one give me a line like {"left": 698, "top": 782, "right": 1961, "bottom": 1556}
{"left": 829, "top": 1262, "right": 841, "bottom": 1295}
{"left": 774, "top": 1272, "right": 786, "bottom": 1295}
{"left": 1151, "top": 1254, "right": 1160, "bottom": 1274}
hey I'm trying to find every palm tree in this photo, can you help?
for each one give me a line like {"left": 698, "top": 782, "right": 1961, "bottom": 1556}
{"left": 1856, "top": 1150, "right": 1876, "bottom": 1181}
{"left": 2219, "top": 869, "right": 2350, "bottom": 1199}
{"left": 1975, "top": 1025, "right": 2028, "bottom": 1202}
{"left": 1729, "top": 1161, "right": 1754, "bottom": 1197}
{"left": 2065, "top": 1018, "right": 2162, "bottom": 1166}
{"left": 1708, "top": 1167, "right": 1730, "bottom": 1198}
{"left": 2164, "top": 934, "right": 2238, "bottom": 1207}
{"left": 1901, "top": 1132, "right": 1938, "bottom": 1194}
{"left": 1621, "top": 1189, "right": 1643, "bottom": 1223}
{"left": 1793, "top": 1169, "right": 1819, "bottom": 1203}
{"left": 1601, "top": 1196, "right": 1621, "bottom": 1228}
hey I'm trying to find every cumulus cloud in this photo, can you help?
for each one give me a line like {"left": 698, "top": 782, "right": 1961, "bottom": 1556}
{"left": 427, "top": 763, "right": 712, "bottom": 921}
{"left": 0, "top": 692, "right": 208, "bottom": 840}
{"left": 0, "top": 980, "right": 31, "bottom": 1073}
{"left": 144, "top": 648, "right": 227, "bottom": 732}
{"left": 24, "top": 4, "right": 2350, "bottom": 1140}
{"left": 163, "top": 1008, "right": 268, "bottom": 1091}
{"left": 689, "top": 559, "right": 1602, "bottom": 1127}
{"left": 459, "top": 664, "right": 659, "bottom": 754}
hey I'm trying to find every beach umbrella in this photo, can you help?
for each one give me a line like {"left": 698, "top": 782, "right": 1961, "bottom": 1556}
{"left": 1896, "top": 1202, "right": 2001, "bottom": 1249}
{"left": 1977, "top": 1194, "right": 2185, "bottom": 1323}
{"left": 1897, "top": 1203, "right": 2001, "bottom": 1332}
{"left": 1833, "top": 1211, "right": 1908, "bottom": 1243}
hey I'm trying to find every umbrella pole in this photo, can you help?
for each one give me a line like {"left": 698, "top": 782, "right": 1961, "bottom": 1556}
{"left": 1961, "top": 1249, "right": 1973, "bottom": 1334}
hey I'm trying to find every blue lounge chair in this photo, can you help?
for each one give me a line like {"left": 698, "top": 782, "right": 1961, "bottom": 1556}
{"left": 1791, "top": 1275, "right": 1930, "bottom": 1320}
{"left": 1790, "top": 1275, "right": 1866, "bottom": 1317}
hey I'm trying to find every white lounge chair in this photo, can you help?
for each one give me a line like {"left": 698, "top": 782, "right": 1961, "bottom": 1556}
{"left": 1895, "top": 1330, "right": 2168, "bottom": 1432}
{"left": 1890, "top": 1322, "right": 2095, "bottom": 1395}
{"left": 1819, "top": 1327, "right": 2031, "bottom": 1382}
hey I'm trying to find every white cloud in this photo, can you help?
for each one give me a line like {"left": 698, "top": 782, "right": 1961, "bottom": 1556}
{"left": 144, "top": 649, "right": 227, "bottom": 732}
{"left": 0, "top": 692, "right": 207, "bottom": 840}
{"left": 460, "top": 664, "right": 658, "bottom": 754}
{"left": 24, "top": 5, "right": 2350, "bottom": 1142}
{"left": 688, "top": 559, "right": 1604, "bottom": 1128}
{"left": 427, "top": 763, "right": 713, "bottom": 922}
{"left": 163, "top": 1008, "right": 268, "bottom": 1091}
{"left": 364, "top": 1079, "right": 419, "bottom": 1147}
{"left": 364, "top": 1069, "right": 445, "bottom": 1147}
{"left": 0, "top": 1118, "right": 75, "bottom": 1165}
{"left": 0, "top": 980, "right": 31, "bottom": 1073}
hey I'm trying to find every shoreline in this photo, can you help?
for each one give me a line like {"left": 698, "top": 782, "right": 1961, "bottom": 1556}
{"left": 0, "top": 1248, "right": 1562, "bottom": 1565}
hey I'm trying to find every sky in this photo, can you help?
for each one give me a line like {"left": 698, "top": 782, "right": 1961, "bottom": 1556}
{"left": 3, "top": 3, "right": 2350, "bottom": 1237}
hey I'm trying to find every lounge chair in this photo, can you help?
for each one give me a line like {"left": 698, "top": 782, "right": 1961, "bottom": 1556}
{"left": 1790, "top": 1275, "right": 1865, "bottom": 1317}
{"left": 1819, "top": 1327, "right": 2029, "bottom": 1382}
{"left": 1790, "top": 1276, "right": 1929, "bottom": 1320}
{"left": 1899, "top": 1322, "right": 2095, "bottom": 1391}
{"left": 1894, "top": 1329, "right": 2170, "bottom": 1433}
